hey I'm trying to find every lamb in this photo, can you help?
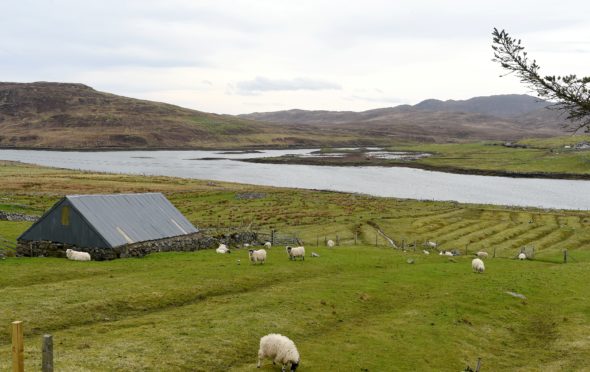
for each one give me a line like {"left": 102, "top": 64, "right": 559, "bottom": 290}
{"left": 476, "top": 251, "right": 488, "bottom": 259}
{"left": 257, "top": 333, "right": 300, "bottom": 371}
{"left": 65, "top": 248, "right": 91, "bottom": 261}
{"left": 264, "top": 242, "right": 272, "bottom": 249}
{"left": 472, "top": 258, "right": 485, "bottom": 273}
{"left": 286, "top": 246, "right": 305, "bottom": 261}
{"left": 216, "top": 244, "right": 230, "bottom": 254}
{"left": 518, "top": 252, "right": 527, "bottom": 260}
{"left": 249, "top": 249, "right": 267, "bottom": 264}
{"left": 422, "top": 250, "right": 430, "bottom": 255}
{"left": 327, "top": 239, "right": 335, "bottom": 248}
{"left": 439, "top": 250, "right": 453, "bottom": 257}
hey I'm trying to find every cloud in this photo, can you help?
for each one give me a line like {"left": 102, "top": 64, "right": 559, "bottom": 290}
{"left": 233, "top": 76, "right": 341, "bottom": 95}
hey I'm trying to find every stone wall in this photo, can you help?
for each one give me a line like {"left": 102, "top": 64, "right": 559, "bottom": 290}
{"left": 16, "top": 231, "right": 260, "bottom": 260}
{"left": 0, "top": 211, "right": 38, "bottom": 222}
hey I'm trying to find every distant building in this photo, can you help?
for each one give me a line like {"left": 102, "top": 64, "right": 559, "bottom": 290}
{"left": 17, "top": 193, "right": 200, "bottom": 260}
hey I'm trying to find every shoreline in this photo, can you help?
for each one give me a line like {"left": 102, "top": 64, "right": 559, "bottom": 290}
{"left": 241, "top": 157, "right": 590, "bottom": 180}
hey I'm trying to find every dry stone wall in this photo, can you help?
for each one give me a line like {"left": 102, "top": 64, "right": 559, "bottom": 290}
{"left": 17, "top": 231, "right": 260, "bottom": 260}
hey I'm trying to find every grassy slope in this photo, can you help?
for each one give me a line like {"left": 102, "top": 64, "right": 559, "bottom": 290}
{"left": 1, "top": 161, "right": 590, "bottom": 370}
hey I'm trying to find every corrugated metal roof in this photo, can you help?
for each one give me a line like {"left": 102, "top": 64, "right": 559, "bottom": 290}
{"left": 66, "top": 193, "right": 198, "bottom": 248}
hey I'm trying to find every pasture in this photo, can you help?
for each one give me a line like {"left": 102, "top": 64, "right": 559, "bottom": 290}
{"left": 1, "top": 160, "right": 590, "bottom": 370}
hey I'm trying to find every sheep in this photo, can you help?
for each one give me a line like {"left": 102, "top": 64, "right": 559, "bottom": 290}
{"left": 444, "top": 251, "right": 453, "bottom": 257}
{"left": 422, "top": 250, "right": 430, "bottom": 255}
{"left": 286, "top": 246, "right": 305, "bottom": 261}
{"left": 472, "top": 258, "right": 485, "bottom": 273}
{"left": 426, "top": 241, "right": 438, "bottom": 248}
{"left": 257, "top": 333, "right": 300, "bottom": 371}
{"left": 518, "top": 252, "right": 527, "bottom": 260}
{"left": 249, "top": 249, "right": 267, "bottom": 264}
{"left": 264, "top": 241, "right": 272, "bottom": 249}
{"left": 476, "top": 251, "right": 488, "bottom": 259}
{"left": 244, "top": 243, "right": 250, "bottom": 248}
{"left": 311, "top": 252, "right": 320, "bottom": 257}
{"left": 216, "top": 244, "right": 230, "bottom": 254}
{"left": 327, "top": 239, "right": 335, "bottom": 248}
{"left": 65, "top": 248, "right": 91, "bottom": 261}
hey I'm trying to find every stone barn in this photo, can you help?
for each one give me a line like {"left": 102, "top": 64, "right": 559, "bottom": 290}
{"left": 16, "top": 193, "right": 209, "bottom": 260}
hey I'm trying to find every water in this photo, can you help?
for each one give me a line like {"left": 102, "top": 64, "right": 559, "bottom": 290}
{"left": 0, "top": 149, "right": 589, "bottom": 210}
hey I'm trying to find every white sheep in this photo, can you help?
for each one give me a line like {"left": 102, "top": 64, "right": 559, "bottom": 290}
{"left": 472, "top": 258, "right": 485, "bottom": 273}
{"left": 66, "top": 248, "right": 91, "bottom": 261}
{"left": 286, "top": 246, "right": 305, "bottom": 261}
{"left": 257, "top": 333, "right": 300, "bottom": 371}
{"left": 422, "top": 250, "right": 430, "bottom": 255}
{"left": 244, "top": 243, "right": 250, "bottom": 248}
{"left": 249, "top": 249, "right": 267, "bottom": 264}
{"left": 518, "top": 252, "right": 527, "bottom": 260}
{"left": 327, "top": 239, "right": 335, "bottom": 248}
{"left": 216, "top": 244, "right": 230, "bottom": 254}
{"left": 476, "top": 251, "right": 488, "bottom": 259}
{"left": 264, "top": 241, "right": 272, "bottom": 249}
{"left": 426, "top": 241, "right": 438, "bottom": 248}
{"left": 440, "top": 250, "right": 453, "bottom": 257}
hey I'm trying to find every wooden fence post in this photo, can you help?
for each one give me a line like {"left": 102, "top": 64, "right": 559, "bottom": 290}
{"left": 12, "top": 321, "right": 24, "bottom": 372}
{"left": 271, "top": 229, "right": 275, "bottom": 246}
{"left": 336, "top": 234, "right": 339, "bottom": 246}
{"left": 475, "top": 357, "right": 482, "bottom": 372}
{"left": 42, "top": 334, "right": 53, "bottom": 372}
{"left": 354, "top": 232, "right": 357, "bottom": 245}
{"left": 564, "top": 249, "right": 568, "bottom": 263}
{"left": 375, "top": 233, "right": 378, "bottom": 246}
{"left": 493, "top": 246, "right": 496, "bottom": 258}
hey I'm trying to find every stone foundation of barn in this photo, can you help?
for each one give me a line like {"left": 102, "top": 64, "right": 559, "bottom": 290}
{"left": 16, "top": 231, "right": 260, "bottom": 260}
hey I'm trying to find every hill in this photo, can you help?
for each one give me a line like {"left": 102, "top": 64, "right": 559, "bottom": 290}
{"left": 0, "top": 83, "right": 570, "bottom": 149}
{"left": 240, "top": 94, "right": 569, "bottom": 142}
{"left": 0, "top": 82, "right": 357, "bottom": 149}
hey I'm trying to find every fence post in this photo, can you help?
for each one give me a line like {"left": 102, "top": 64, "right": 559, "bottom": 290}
{"left": 564, "top": 249, "right": 568, "bottom": 263}
{"left": 42, "top": 334, "right": 53, "bottom": 372}
{"left": 354, "top": 232, "right": 357, "bottom": 245}
{"left": 475, "top": 357, "right": 481, "bottom": 372}
{"left": 375, "top": 233, "right": 378, "bottom": 246}
{"left": 401, "top": 239, "right": 405, "bottom": 250}
{"left": 336, "top": 234, "right": 339, "bottom": 246}
{"left": 493, "top": 246, "right": 496, "bottom": 258}
{"left": 465, "top": 244, "right": 468, "bottom": 256}
{"left": 12, "top": 321, "right": 24, "bottom": 372}
{"left": 316, "top": 235, "right": 319, "bottom": 247}
{"left": 271, "top": 230, "right": 275, "bottom": 246}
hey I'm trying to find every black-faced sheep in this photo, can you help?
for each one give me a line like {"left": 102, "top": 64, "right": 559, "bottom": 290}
{"left": 286, "top": 246, "right": 305, "bottom": 261}
{"left": 249, "top": 249, "right": 267, "bottom": 264}
{"left": 257, "top": 333, "right": 300, "bottom": 371}
{"left": 472, "top": 258, "right": 485, "bottom": 273}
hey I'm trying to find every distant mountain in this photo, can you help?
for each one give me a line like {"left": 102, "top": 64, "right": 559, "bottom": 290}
{"left": 0, "top": 84, "right": 570, "bottom": 149}
{"left": 239, "top": 94, "right": 568, "bottom": 141}
{"left": 413, "top": 94, "right": 550, "bottom": 118}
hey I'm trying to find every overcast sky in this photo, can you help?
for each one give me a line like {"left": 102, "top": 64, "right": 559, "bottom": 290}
{"left": 2, "top": 0, "right": 589, "bottom": 114}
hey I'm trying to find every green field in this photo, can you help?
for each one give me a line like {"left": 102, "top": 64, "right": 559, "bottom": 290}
{"left": 1, "top": 161, "right": 590, "bottom": 371}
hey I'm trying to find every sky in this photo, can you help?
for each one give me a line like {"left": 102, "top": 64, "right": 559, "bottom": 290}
{"left": 1, "top": 0, "right": 589, "bottom": 115}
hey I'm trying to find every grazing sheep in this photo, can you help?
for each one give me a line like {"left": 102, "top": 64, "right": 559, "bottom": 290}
{"left": 65, "top": 248, "right": 91, "bottom": 261}
{"left": 472, "top": 258, "right": 485, "bottom": 273}
{"left": 422, "top": 250, "right": 430, "bottom": 255}
{"left": 426, "top": 241, "right": 438, "bottom": 248}
{"left": 264, "top": 242, "right": 272, "bottom": 249}
{"left": 327, "top": 239, "right": 335, "bottom": 248}
{"left": 476, "top": 251, "right": 488, "bottom": 259}
{"left": 244, "top": 243, "right": 250, "bottom": 248}
{"left": 249, "top": 249, "right": 267, "bottom": 264}
{"left": 311, "top": 252, "right": 320, "bottom": 257}
{"left": 216, "top": 244, "right": 230, "bottom": 254}
{"left": 444, "top": 251, "right": 454, "bottom": 257}
{"left": 518, "top": 252, "right": 527, "bottom": 260}
{"left": 257, "top": 333, "right": 300, "bottom": 371}
{"left": 286, "top": 246, "right": 305, "bottom": 261}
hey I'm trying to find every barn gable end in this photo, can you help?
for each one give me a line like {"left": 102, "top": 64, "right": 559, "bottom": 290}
{"left": 19, "top": 197, "right": 110, "bottom": 248}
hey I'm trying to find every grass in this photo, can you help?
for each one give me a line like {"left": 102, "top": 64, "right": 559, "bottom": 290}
{"left": 247, "top": 136, "right": 590, "bottom": 178}
{"left": 2, "top": 248, "right": 590, "bottom": 371}
{"left": 1, "top": 160, "right": 590, "bottom": 370}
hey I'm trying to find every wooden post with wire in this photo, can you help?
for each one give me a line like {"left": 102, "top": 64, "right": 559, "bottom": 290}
{"left": 42, "top": 334, "right": 54, "bottom": 372}
{"left": 12, "top": 321, "right": 24, "bottom": 372}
